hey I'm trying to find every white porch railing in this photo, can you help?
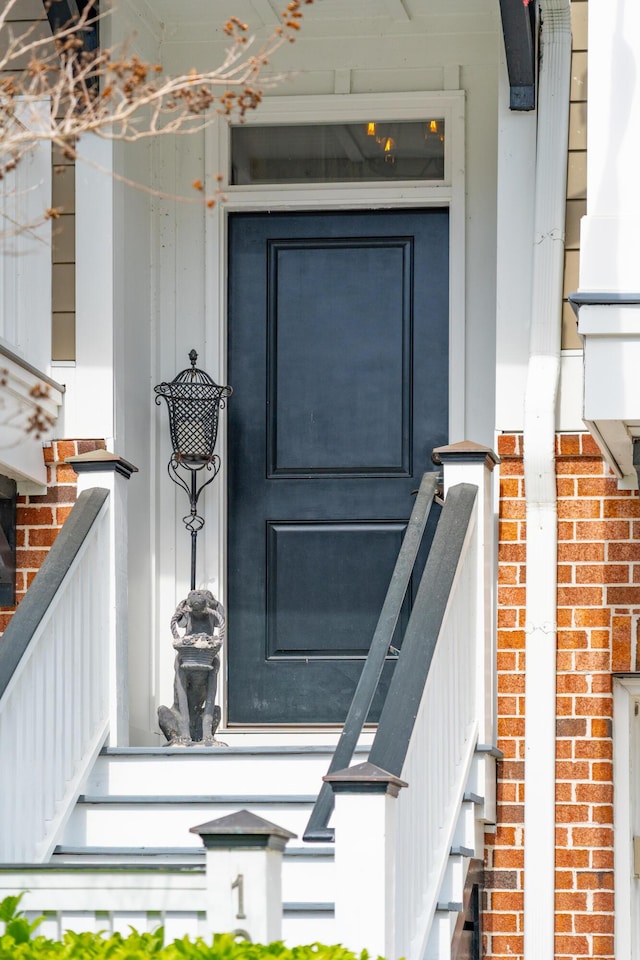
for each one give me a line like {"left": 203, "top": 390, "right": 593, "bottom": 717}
{"left": 0, "top": 451, "right": 135, "bottom": 864}
{"left": 393, "top": 498, "right": 478, "bottom": 960}
{"left": 328, "top": 446, "right": 497, "bottom": 960}
{"left": 0, "top": 488, "right": 111, "bottom": 862}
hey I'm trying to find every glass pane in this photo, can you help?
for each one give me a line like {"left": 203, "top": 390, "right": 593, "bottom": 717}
{"left": 231, "top": 120, "right": 445, "bottom": 184}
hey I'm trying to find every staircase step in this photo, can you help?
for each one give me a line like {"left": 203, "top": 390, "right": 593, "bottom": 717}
{"left": 452, "top": 799, "right": 483, "bottom": 857}
{"left": 89, "top": 745, "right": 369, "bottom": 798}
{"left": 51, "top": 843, "right": 335, "bottom": 905}
{"left": 77, "top": 794, "right": 318, "bottom": 804}
{"left": 438, "top": 852, "right": 469, "bottom": 905}
{"left": 52, "top": 846, "right": 205, "bottom": 865}
{"left": 63, "top": 797, "right": 318, "bottom": 849}
{"left": 52, "top": 845, "right": 335, "bottom": 863}
{"left": 426, "top": 906, "right": 459, "bottom": 960}
{"left": 283, "top": 902, "right": 334, "bottom": 945}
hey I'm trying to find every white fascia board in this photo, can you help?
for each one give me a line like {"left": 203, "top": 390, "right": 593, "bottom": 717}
{"left": 582, "top": 335, "right": 640, "bottom": 422}
{"left": 575, "top": 302, "right": 640, "bottom": 484}
{"left": 578, "top": 304, "right": 640, "bottom": 337}
{"left": 583, "top": 419, "right": 637, "bottom": 489}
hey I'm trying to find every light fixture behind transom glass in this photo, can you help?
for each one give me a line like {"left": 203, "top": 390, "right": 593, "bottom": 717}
{"left": 231, "top": 119, "right": 445, "bottom": 184}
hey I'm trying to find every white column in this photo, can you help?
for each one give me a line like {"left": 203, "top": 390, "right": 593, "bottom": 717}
{"left": 191, "top": 810, "right": 295, "bottom": 944}
{"left": 68, "top": 135, "right": 115, "bottom": 440}
{"left": 325, "top": 761, "right": 406, "bottom": 960}
{"left": 66, "top": 450, "right": 138, "bottom": 746}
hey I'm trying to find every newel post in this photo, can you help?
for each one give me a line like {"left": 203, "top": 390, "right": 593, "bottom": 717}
{"left": 325, "top": 762, "right": 407, "bottom": 959}
{"left": 432, "top": 441, "right": 500, "bottom": 818}
{"left": 190, "top": 810, "right": 295, "bottom": 943}
{"left": 66, "top": 450, "right": 138, "bottom": 747}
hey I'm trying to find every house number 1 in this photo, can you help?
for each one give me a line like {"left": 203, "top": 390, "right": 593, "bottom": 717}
{"left": 231, "top": 873, "right": 247, "bottom": 919}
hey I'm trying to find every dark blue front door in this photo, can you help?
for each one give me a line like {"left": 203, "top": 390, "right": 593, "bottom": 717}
{"left": 227, "top": 209, "right": 449, "bottom": 724}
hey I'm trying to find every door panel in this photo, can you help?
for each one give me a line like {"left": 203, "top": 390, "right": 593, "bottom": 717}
{"left": 267, "top": 238, "right": 411, "bottom": 476}
{"left": 266, "top": 520, "right": 408, "bottom": 658}
{"left": 227, "top": 209, "right": 448, "bottom": 724}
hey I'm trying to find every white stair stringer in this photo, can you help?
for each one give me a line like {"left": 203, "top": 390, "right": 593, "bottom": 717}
{"left": 424, "top": 751, "right": 491, "bottom": 960}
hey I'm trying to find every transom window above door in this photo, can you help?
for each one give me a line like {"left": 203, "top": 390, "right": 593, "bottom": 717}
{"left": 230, "top": 120, "right": 445, "bottom": 185}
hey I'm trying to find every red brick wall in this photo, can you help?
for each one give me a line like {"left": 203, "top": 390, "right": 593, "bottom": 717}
{"left": 0, "top": 439, "right": 106, "bottom": 633}
{"left": 483, "top": 432, "right": 636, "bottom": 960}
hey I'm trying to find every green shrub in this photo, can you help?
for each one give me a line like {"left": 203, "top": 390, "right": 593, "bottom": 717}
{"left": 0, "top": 895, "right": 379, "bottom": 960}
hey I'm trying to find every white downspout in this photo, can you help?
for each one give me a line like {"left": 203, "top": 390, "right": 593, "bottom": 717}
{"left": 522, "top": 2, "right": 571, "bottom": 958}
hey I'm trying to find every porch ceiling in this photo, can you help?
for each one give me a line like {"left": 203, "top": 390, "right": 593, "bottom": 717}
{"left": 137, "top": 0, "right": 501, "bottom": 92}
{"left": 149, "top": 0, "right": 493, "bottom": 28}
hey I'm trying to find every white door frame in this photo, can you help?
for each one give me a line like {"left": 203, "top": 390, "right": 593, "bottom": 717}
{"left": 203, "top": 90, "right": 466, "bottom": 729}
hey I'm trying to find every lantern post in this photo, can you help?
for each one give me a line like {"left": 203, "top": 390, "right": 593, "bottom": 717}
{"left": 154, "top": 350, "right": 232, "bottom": 589}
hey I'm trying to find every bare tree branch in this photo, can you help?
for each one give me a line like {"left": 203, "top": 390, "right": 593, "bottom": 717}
{"left": 1, "top": 0, "right": 314, "bottom": 206}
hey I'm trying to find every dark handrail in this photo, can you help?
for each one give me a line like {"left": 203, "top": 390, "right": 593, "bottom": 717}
{"left": 0, "top": 487, "right": 109, "bottom": 699}
{"left": 368, "top": 482, "right": 477, "bottom": 777}
{"left": 303, "top": 471, "right": 440, "bottom": 842}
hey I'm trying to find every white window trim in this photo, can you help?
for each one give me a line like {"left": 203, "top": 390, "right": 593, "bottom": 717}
{"left": 613, "top": 675, "right": 640, "bottom": 958}
{"left": 203, "top": 90, "right": 466, "bottom": 729}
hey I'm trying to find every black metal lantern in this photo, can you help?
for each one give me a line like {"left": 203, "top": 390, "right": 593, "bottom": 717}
{"left": 154, "top": 349, "right": 232, "bottom": 589}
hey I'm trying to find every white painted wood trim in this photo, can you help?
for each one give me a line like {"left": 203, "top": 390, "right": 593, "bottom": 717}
{"left": 440, "top": 457, "right": 497, "bottom": 761}
{"left": 76, "top": 469, "right": 131, "bottom": 747}
{"left": 69, "top": 135, "right": 115, "bottom": 440}
{"left": 613, "top": 677, "right": 639, "bottom": 960}
{"left": 204, "top": 91, "right": 466, "bottom": 727}
{"left": 332, "top": 791, "right": 398, "bottom": 958}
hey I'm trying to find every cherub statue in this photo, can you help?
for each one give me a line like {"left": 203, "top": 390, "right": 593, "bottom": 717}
{"left": 158, "top": 589, "right": 227, "bottom": 746}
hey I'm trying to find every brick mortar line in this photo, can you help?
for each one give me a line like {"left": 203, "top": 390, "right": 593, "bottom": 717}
{"left": 500, "top": 453, "right": 611, "bottom": 461}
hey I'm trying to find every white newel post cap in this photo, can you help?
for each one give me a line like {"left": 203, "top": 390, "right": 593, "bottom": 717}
{"left": 325, "top": 762, "right": 407, "bottom": 959}
{"left": 65, "top": 449, "right": 139, "bottom": 489}
{"left": 323, "top": 760, "right": 408, "bottom": 796}
{"left": 190, "top": 810, "right": 296, "bottom": 944}
{"left": 432, "top": 440, "right": 499, "bottom": 490}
